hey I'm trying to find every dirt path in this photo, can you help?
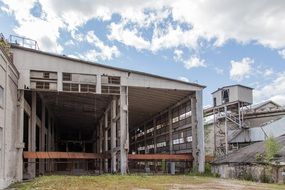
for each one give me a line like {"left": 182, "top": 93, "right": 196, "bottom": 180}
{"left": 167, "top": 179, "right": 276, "bottom": 190}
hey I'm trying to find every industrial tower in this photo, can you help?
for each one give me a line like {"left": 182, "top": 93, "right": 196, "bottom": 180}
{"left": 212, "top": 85, "right": 253, "bottom": 157}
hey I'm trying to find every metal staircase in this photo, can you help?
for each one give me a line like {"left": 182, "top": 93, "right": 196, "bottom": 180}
{"left": 213, "top": 103, "right": 250, "bottom": 157}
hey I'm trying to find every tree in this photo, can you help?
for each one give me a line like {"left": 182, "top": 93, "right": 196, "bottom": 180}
{"left": 264, "top": 136, "right": 281, "bottom": 162}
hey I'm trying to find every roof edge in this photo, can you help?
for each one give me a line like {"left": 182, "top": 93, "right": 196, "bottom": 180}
{"left": 11, "top": 44, "right": 206, "bottom": 89}
{"left": 211, "top": 84, "right": 253, "bottom": 94}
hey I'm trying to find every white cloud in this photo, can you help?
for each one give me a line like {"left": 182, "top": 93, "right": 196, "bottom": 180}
{"left": 214, "top": 67, "right": 224, "bottom": 75}
{"left": 1, "top": 0, "right": 64, "bottom": 53}
{"left": 270, "top": 95, "right": 285, "bottom": 106}
{"left": 254, "top": 72, "right": 285, "bottom": 106}
{"left": 3, "top": 0, "right": 285, "bottom": 54}
{"left": 84, "top": 31, "right": 120, "bottom": 61}
{"left": 178, "top": 76, "right": 189, "bottom": 82}
{"left": 264, "top": 68, "right": 273, "bottom": 76}
{"left": 171, "top": 1, "right": 285, "bottom": 49}
{"left": 183, "top": 56, "right": 206, "bottom": 70}
{"left": 64, "top": 40, "right": 75, "bottom": 46}
{"left": 230, "top": 57, "right": 254, "bottom": 81}
{"left": 151, "top": 25, "right": 198, "bottom": 52}
{"left": 278, "top": 49, "right": 285, "bottom": 59}
{"left": 173, "top": 50, "right": 206, "bottom": 70}
{"left": 173, "top": 49, "right": 183, "bottom": 62}
{"left": 71, "top": 30, "right": 84, "bottom": 42}
{"left": 107, "top": 22, "right": 150, "bottom": 50}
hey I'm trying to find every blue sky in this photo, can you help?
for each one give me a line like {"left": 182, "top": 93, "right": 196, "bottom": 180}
{"left": 1, "top": 0, "right": 285, "bottom": 106}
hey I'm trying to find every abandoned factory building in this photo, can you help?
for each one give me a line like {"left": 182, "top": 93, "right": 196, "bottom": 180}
{"left": 0, "top": 40, "right": 205, "bottom": 188}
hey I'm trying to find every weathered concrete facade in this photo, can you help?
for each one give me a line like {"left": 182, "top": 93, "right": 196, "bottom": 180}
{"left": 212, "top": 135, "right": 285, "bottom": 183}
{"left": 212, "top": 163, "right": 285, "bottom": 183}
{"left": 0, "top": 45, "right": 21, "bottom": 189}
{"left": 0, "top": 43, "right": 205, "bottom": 188}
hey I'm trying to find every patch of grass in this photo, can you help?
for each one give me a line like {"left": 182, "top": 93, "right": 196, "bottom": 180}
{"left": 188, "top": 163, "right": 220, "bottom": 177}
{"left": 10, "top": 174, "right": 285, "bottom": 190}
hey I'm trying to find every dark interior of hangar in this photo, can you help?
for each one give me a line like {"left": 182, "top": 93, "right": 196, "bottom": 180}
{"left": 22, "top": 86, "right": 195, "bottom": 176}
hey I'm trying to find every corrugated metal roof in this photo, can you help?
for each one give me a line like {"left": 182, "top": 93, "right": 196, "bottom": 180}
{"left": 213, "top": 135, "right": 285, "bottom": 165}
{"left": 231, "top": 116, "right": 285, "bottom": 143}
{"left": 249, "top": 100, "right": 281, "bottom": 111}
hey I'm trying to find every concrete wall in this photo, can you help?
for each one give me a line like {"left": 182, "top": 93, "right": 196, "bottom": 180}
{"left": 237, "top": 86, "right": 253, "bottom": 105}
{"left": 212, "top": 86, "right": 252, "bottom": 107}
{"left": 0, "top": 47, "right": 20, "bottom": 189}
{"left": 212, "top": 164, "right": 285, "bottom": 183}
{"left": 11, "top": 47, "right": 203, "bottom": 92}
{"left": 204, "top": 123, "right": 214, "bottom": 156}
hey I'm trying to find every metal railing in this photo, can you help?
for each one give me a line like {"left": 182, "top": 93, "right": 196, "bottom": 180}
{"left": 9, "top": 34, "right": 39, "bottom": 50}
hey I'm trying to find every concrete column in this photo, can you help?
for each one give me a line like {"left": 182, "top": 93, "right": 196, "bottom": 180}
{"left": 153, "top": 118, "right": 157, "bottom": 172}
{"left": 39, "top": 103, "right": 46, "bottom": 174}
{"left": 153, "top": 118, "right": 157, "bottom": 154}
{"left": 51, "top": 120, "right": 54, "bottom": 150}
{"left": 144, "top": 124, "right": 149, "bottom": 172}
{"left": 111, "top": 97, "right": 117, "bottom": 172}
{"left": 168, "top": 109, "right": 175, "bottom": 174}
{"left": 46, "top": 115, "right": 52, "bottom": 172}
{"left": 96, "top": 75, "right": 101, "bottom": 94}
{"left": 196, "top": 90, "right": 205, "bottom": 173}
{"left": 191, "top": 97, "right": 198, "bottom": 169}
{"left": 48, "top": 116, "right": 52, "bottom": 151}
{"left": 16, "top": 90, "right": 24, "bottom": 181}
{"left": 120, "top": 86, "right": 128, "bottom": 174}
{"left": 28, "top": 91, "right": 37, "bottom": 178}
{"left": 93, "top": 126, "right": 97, "bottom": 153}
{"left": 99, "top": 120, "right": 103, "bottom": 173}
{"left": 104, "top": 112, "right": 108, "bottom": 172}
{"left": 57, "top": 72, "right": 62, "bottom": 91}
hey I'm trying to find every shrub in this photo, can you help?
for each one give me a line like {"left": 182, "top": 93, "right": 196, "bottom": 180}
{"left": 265, "top": 136, "right": 281, "bottom": 162}
{"left": 238, "top": 170, "right": 255, "bottom": 181}
{"left": 260, "top": 169, "right": 272, "bottom": 183}
{"left": 255, "top": 153, "right": 264, "bottom": 162}
{"left": 189, "top": 163, "right": 220, "bottom": 177}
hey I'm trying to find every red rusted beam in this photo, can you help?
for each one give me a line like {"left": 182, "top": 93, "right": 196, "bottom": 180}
{"left": 36, "top": 152, "right": 49, "bottom": 159}
{"left": 205, "top": 155, "right": 214, "bottom": 162}
{"left": 23, "top": 151, "right": 107, "bottom": 159}
{"left": 23, "top": 152, "right": 193, "bottom": 161}
{"left": 23, "top": 151, "right": 38, "bottom": 159}
{"left": 128, "top": 154, "right": 193, "bottom": 161}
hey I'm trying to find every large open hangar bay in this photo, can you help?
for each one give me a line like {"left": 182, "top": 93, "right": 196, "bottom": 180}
{"left": 0, "top": 44, "right": 205, "bottom": 184}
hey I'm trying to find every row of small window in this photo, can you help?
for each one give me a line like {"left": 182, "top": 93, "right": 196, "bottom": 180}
{"left": 137, "top": 142, "right": 166, "bottom": 151}
{"left": 30, "top": 71, "right": 120, "bottom": 85}
{"left": 101, "top": 85, "right": 120, "bottom": 94}
{"left": 172, "top": 111, "right": 191, "bottom": 123}
{"left": 134, "top": 120, "right": 188, "bottom": 139}
{"left": 36, "top": 82, "right": 50, "bottom": 89}
{"left": 30, "top": 71, "right": 57, "bottom": 80}
{"left": 173, "top": 136, "right": 192, "bottom": 145}
{"left": 101, "top": 75, "right": 120, "bottom": 85}
{"left": 136, "top": 137, "right": 192, "bottom": 151}
{"left": 63, "top": 83, "right": 96, "bottom": 93}
{"left": 63, "top": 73, "right": 120, "bottom": 85}
{"left": 32, "top": 81, "right": 57, "bottom": 90}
